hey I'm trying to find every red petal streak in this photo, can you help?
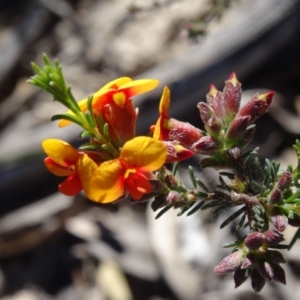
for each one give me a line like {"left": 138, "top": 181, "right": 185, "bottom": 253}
{"left": 125, "top": 171, "right": 152, "bottom": 200}
{"left": 59, "top": 173, "right": 82, "bottom": 196}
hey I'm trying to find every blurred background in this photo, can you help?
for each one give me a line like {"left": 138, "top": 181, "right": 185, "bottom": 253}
{"left": 1, "top": 0, "right": 300, "bottom": 299}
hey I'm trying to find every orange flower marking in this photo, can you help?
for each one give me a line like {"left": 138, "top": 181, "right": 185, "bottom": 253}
{"left": 42, "top": 139, "right": 97, "bottom": 198}
{"left": 90, "top": 136, "right": 167, "bottom": 203}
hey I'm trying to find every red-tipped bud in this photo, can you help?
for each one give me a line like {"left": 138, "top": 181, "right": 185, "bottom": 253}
{"left": 164, "top": 141, "right": 194, "bottom": 163}
{"left": 251, "top": 269, "right": 266, "bottom": 292}
{"left": 277, "top": 171, "right": 292, "bottom": 190}
{"left": 238, "top": 91, "right": 274, "bottom": 123}
{"left": 263, "top": 230, "right": 284, "bottom": 246}
{"left": 245, "top": 232, "right": 265, "bottom": 250}
{"left": 206, "top": 85, "right": 223, "bottom": 118}
{"left": 192, "top": 136, "right": 220, "bottom": 155}
{"left": 168, "top": 119, "right": 203, "bottom": 148}
{"left": 226, "top": 115, "right": 251, "bottom": 141}
{"left": 197, "top": 102, "right": 222, "bottom": 135}
{"left": 223, "top": 73, "right": 241, "bottom": 122}
{"left": 271, "top": 214, "right": 288, "bottom": 232}
{"left": 214, "top": 251, "right": 243, "bottom": 274}
{"left": 269, "top": 188, "right": 283, "bottom": 204}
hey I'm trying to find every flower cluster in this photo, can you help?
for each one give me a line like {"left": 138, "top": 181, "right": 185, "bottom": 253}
{"left": 29, "top": 55, "right": 300, "bottom": 292}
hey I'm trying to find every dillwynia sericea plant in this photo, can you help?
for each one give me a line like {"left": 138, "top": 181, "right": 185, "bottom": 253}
{"left": 28, "top": 55, "right": 300, "bottom": 292}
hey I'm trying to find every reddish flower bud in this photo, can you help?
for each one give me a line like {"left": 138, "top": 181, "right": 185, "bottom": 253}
{"left": 168, "top": 119, "right": 203, "bottom": 148}
{"left": 277, "top": 171, "right": 292, "bottom": 190}
{"left": 164, "top": 141, "right": 194, "bottom": 163}
{"left": 166, "top": 190, "right": 182, "bottom": 204}
{"left": 245, "top": 232, "right": 265, "bottom": 250}
{"left": 271, "top": 214, "right": 288, "bottom": 232}
{"left": 206, "top": 85, "right": 223, "bottom": 118}
{"left": 267, "top": 250, "right": 286, "bottom": 264}
{"left": 234, "top": 268, "right": 248, "bottom": 288}
{"left": 214, "top": 251, "right": 243, "bottom": 274}
{"left": 258, "top": 261, "right": 274, "bottom": 281}
{"left": 223, "top": 72, "right": 241, "bottom": 123}
{"left": 263, "top": 230, "right": 284, "bottom": 246}
{"left": 272, "top": 264, "right": 286, "bottom": 285}
{"left": 192, "top": 136, "right": 220, "bottom": 155}
{"left": 269, "top": 188, "right": 283, "bottom": 204}
{"left": 197, "top": 102, "right": 222, "bottom": 135}
{"left": 251, "top": 269, "right": 266, "bottom": 292}
{"left": 238, "top": 91, "right": 274, "bottom": 123}
{"left": 165, "top": 174, "right": 178, "bottom": 189}
{"left": 226, "top": 115, "right": 251, "bottom": 141}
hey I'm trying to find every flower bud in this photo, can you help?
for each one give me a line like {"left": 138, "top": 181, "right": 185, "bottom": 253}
{"left": 277, "top": 171, "right": 292, "bottom": 190}
{"left": 271, "top": 214, "right": 288, "bottom": 232}
{"left": 222, "top": 72, "right": 241, "bottom": 123}
{"left": 263, "top": 230, "right": 284, "bottom": 246}
{"left": 166, "top": 191, "right": 182, "bottom": 204}
{"left": 245, "top": 232, "right": 265, "bottom": 250}
{"left": 214, "top": 251, "right": 243, "bottom": 274}
{"left": 206, "top": 84, "right": 223, "bottom": 118}
{"left": 164, "top": 141, "right": 194, "bottom": 163}
{"left": 269, "top": 188, "right": 282, "bottom": 204}
{"left": 226, "top": 115, "right": 250, "bottom": 141}
{"left": 192, "top": 136, "right": 220, "bottom": 155}
{"left": 251, "top": 269, "right": 266, "bottom": 292}
{"left": 197, "top": 102, "right": 222, "bottom": 135}
{"left": 238, "top": 91, "right": 274, "bottom": 123}
{"left": 168, "top": 119, "right": 203, "bottom": 148}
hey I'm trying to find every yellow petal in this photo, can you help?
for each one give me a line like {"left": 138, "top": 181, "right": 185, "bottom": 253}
{"left": 44, "top": 157, "right": 74, "bottom": 176}
{"left": 153, "top": 117, "right": 162, "bottom": 140}
{"left": 120, "top": 136, "right": 167, "bottom": 172}
{"left": 119, "top": 79, "right": 159, "bottom": 98}
{"left": 90, "top": 159, "right": 124, "bottom": 203}
{"left": 159, "top": 86, "right": 170, "bottom": 116}
{"left": 75, "top": 153, "right": 98, "bottom": 199}
{"left": 99, "top": 77, "right": 132, "bottom": 91}
{"left": 42, "top": 139, "right": 78, "bottom": 166}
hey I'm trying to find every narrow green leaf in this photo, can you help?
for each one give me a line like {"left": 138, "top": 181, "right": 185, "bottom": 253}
{"left": 220, "top": 205, "right": 246, "bottom": 229}
{"left": 188, "top": 166, "right": 197, "bottom": 188}
{"left": 187, "top": 200, "right": 206, "bottom": 216}
{"left": 51, "top": 114, "right": 82, "bottom": 127}
{"left": 172, "top": 162, "right": 179, "bottom": 175}
{"left": 155, "top": 206, "right": 172, "bottom": 219}
{"left": 222, "top": 241, "right": 238, "bottom": 248}
{"left": 195, "top": 177, "right": 209, "bottom": 192}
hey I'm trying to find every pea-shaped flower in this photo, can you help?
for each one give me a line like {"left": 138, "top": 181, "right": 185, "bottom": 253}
{"left": 90, "top": 136, "right": 167, "bottom": 203}
{"left": 42, "top": 139, "right": 97, "bottom": 198}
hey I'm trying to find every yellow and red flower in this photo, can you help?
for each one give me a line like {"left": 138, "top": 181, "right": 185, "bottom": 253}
{"left": 42, "top": 139, "right": 97, "bottom": 197}
{"left": 151, "top": 86, "right": 201, "bottom": 160}
{"left": 90, "top": 136, "right": 167, "bottom": 203}
{"left": 59, "top": 77, "right": 159, "bottom": 147}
